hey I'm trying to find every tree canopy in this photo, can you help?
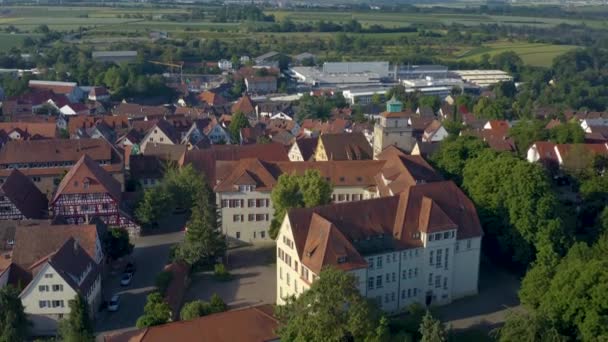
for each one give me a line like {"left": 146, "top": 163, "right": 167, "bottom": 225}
{"left": 103, "top": 227, "right": 134, "bottom": 261}
{"left": 0, "top": 286, "right": 29, "bottom": 342}
{"left": 228, "top": 112, "right": 250, "bottom": 144}
{"left": 275, "top": 267, "right": 382, "bottom": 342}
{"left": 58, "top": 295, "right": 94, "bottom": 342}
{"left": 136, "top": 292, "right": 172, "bottom": 328}
{"left": 269, "top": 170, "right": 332, "bottom": 239}
{"left": 419, "top": 311, "right": 447, "bottom": 342}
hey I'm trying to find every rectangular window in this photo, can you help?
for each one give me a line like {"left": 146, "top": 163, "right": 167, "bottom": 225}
{"left": 415, "top": 268, "right": 418, "bottom": 277}
{"left": 368, "top": 277, "right": 374, "bottom": 290}
{"left": 392, "top": 272, "right": 396, "bottom": 282}
{"left": 429, "top": 251, "right": 434, "bottom": 266}
{"left": 377, "top": 257, "right": 382, "bottom": 269}
{"left": 443, "top": 277, "right": 448, "bottom": 290}
{"left": 52, "top": 284, "right": 63, "bottom": 292}
{"left": 436, "top": 249, "right": 442, "bottom": 269}
{"left": 408, "top": 289, "right": 412, "bottom": 298}
{"left": 445, "top": 248, "right": 449, "bottom": 269}
{"left": 391, "top": 292, "right": 395, "bottom": 302}
{"left": 376, "top": 276, "right": 383, "bottom": 288}
{"left": 444, "top": 232, "right": 450, "bottom": 239}
{"left": 402, "top": 270, "right": 407, "bottom": 279}
{"left": 401, "top": 290, "right": 406, "bottom": 299}
{"left": 52, "top": 300, "right": 64, "bottom": 308}
{"left": 39, "top": 285, "right": 48, "bottom": 292}
{"left": 248, "top": 199, "right": 255, "bottom": 207}
{"left": 456, "top": 241, "right": 460, "bottom": 252}
{"left": 248, "top": 214, "right": 254, "bottom": 221}
{"left": 233, "top": 214, "right": 241, "bottom": 222}
{"left": 408, "top": 269, "right": 413, "bottom": 278}
{"left": 392, "top": 253, "right": 396, "bottom": 262}
{"left": 44, "top": 274, "right": 53, "bottom": 278}
{"left": 386, "top": 255, "right": 390, "bottom": 264}
{"left": 435, "top": 276, "right": 441, "bottom": 288}
{"left": 428, "top": 273, "right": 433, "bottom": 286}
{"left": 384, "top": 294, "right": 389, "bottom": 303}
{"left": 403, "top": 251, "right": 407, "bottom": 260}
{"left": 467, "top": 239, "right": 472, "bottom": 249}
{"left": 261, "top": 231, "right": 266, "bottom": 238}
{"left": 255, "top": 214, "right": 266, "bottom": 221}
{"left": 279, "top": 267, "right": 283, "bottom": 280}
{"left": 368, "top": 258, "right": 374, "bottom": 269}
{"left": 429, "top": 234, "right": 434, "bottom": 241}
{"left": 236, "top": 232, "right": 240, "bottom": 239}
{"left": 414, "top": 288, "right": 418, "bottom": 296}
{"left": 386, "top": 273, "right": 390, "bottom": 283}
{"left": 286, "top": 272, "right": 290, "bottom": 285}
{"left": 39, "top": 300, "right": 48, "bottom": 308}
{"left": 435, "top": 233, "right": 442, "bottom": 241}
{"left": 338, "top": 194, "right": 345, "bottom": 201}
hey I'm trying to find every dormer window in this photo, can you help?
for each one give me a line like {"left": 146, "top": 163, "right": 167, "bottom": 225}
{"left": 337, "top": 256, "right": 347, "bottom": 264}
{"left": 83, "top": 180, "right": 90, "bottom": 189}
{"left": 412, "top": 232, "right": 420, "bottom": 239}
{"left": 238, "top": 185, "right": 255, "bottom": 192}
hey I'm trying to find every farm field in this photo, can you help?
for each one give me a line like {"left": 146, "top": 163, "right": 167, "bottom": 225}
{"left": 452, "top": 42, "right": 578, "bottom": 67}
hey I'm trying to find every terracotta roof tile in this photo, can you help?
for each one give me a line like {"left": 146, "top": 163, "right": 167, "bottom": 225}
{"left": 318, "top": 132, "right": 372, "bottom": 160}
{"left": 0, "top": 122, "right": 57, "bottom": 139}
{"left": 52, "top": 155, "right": 122, "bottom": 203}
{"left": 231, "top": 95, "right": 256, "bottom": 115}
{"left": 293, "top": 137, "right": 318, "bottom": 161}
{"left": 0, "top": 138, "right": 113, "bottom": 165}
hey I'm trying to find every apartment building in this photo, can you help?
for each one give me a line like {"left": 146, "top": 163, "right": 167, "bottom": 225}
{"left": 276, "top": 181, "right": 483, "bottom": 311}
{"left": 214, "top": 158, "right": 385, "bottom": 243}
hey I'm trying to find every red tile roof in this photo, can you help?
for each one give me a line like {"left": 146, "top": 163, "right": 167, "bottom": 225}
{"left": 104, "top": 305, "right": 278, "bottom": 342}
{"left": 318, "top": 132, "right": 372, "bottom": 160}
{"left": 231, "top": 95, "right": 256, "bottom": 115}
{"left": 0, "top": 122, "right": 57, "bottom": 139}
{"left": 52, "top": 154, "right": 122, "bottom": 203}
{"left": 0, "top": 169, "right": 48, "bottom": 219}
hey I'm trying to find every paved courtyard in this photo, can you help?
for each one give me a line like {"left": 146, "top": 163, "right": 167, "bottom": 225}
{"left": 185, "top": 243, "right": 276, "bottom": 309}
{"left": 435, "top": 259, "right": 521, "bottom": 332}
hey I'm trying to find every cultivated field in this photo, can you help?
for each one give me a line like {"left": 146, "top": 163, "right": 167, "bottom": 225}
{"left": 454, "top": 42, "right": 578, "bottom": 67}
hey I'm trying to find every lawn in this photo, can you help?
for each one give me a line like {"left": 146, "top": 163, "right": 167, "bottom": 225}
{"left": 453, "top": 41, "right": 578, "bottom": 67}
{"left": 0, "top": 33, "right": 41, "bottom": 52}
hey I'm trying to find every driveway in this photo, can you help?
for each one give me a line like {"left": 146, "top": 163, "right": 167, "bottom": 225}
{"left": 435, "top": 259, "right": 521, "bottom": 332}
{"left": 94, "top": 228, "right": 184, "bottom": 338}
{"left": 185, "top": 243, "right": 276, "bottom": 309}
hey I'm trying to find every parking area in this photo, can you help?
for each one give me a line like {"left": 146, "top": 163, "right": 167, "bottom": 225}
{"left": 94, "top": 229, "right": 184, "bottom": 338}
{"left": 185, "top": 243, "right": 276, "bottom": 309}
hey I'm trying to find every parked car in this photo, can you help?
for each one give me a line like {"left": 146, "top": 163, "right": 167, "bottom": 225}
{"left": 108, "top": 295, "right": 120, "bottom": 312}
{"left": 125, "top": 262, "right": 136, "bottom": 276}
{"left": 120, "top": 273, "right": 133, "bottom": 286}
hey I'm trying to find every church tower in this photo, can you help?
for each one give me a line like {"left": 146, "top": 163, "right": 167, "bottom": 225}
{"left": 373, "top": 96, "right": 415, "bottom": 158}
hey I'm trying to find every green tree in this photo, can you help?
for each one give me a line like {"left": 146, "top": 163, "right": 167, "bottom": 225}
{"left": 103, "top": 227, "right": 134, "bottom": 261}
{"left": 228, "top": 112, "right": 250, "bottom": 144}
{"left": 462, "top": 150, "right": 565, "bottom": 265}
{"left": 517, "top": 235, "right": 608, "bottom": 341}
{"left": 208, "top": 293, "right": 227, "bottom": 313}
{"left": 135, "top": 186, "right": 173, "bottom": 227}
{"left": 177, "top": 179, "right": 226, "bottom": 266}
{"left": 58, "top": 295, "right": 93, "bottom": 342}
{"left": 155, "top": 271, "right": 173, "bottom": 296}
{"left": 509, "top": 120, "right": 549, "bottom": 156}
{"left": 419, "top": 311, "right": 447, "bottom": 342}
{"left": 276, "top": 267, "right": 380, "bottom": 342}
{"left": 269, "top": 170, "right": 332, "bottom": 239}
{"left": 430, "top": 136, "right": 487, "bottom": 185}
{"left": 179, "top": 294, "right": 227, "bottom": 321}
{"left": 136, "top": 292, "right": 171, "bottom": 328}
{"left": 549, "top": 122, "right": 585, "bottom": 144}
{"left": 495, "top": 310, "right": 566, "bottom": 342}
{"left": 0, "top": 286, "right": 29, "bottom": 342}
{"left": 163, "top": 164, "right": 206, "bottom": 213}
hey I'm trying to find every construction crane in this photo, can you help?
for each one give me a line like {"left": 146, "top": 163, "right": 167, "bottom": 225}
{"left": 148, "top": 60, "right": 184, "bottom": 83}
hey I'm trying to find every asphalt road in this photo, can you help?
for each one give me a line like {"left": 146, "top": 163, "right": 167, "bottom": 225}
{"left": 94, "top": 230, "right": 184, "bottom": 339}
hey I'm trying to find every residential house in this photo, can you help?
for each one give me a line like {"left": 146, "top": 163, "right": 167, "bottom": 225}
{"left": 128, "top": 155, "right": 164, "bottom": 189}
{"left": 182, "top": 118, "right": 231, "bottom": 146}
{"left": 28, "top": 80, "right": 84, "bottom": 103}
{"left": 218, "top": 59, "right": 232, "bottom": 71}
{"left": 231, "top": 95, "right": 256, "bottom": 116}
{"left": 245, "top": 76, "right": 277, "bottom": 94}
{"left": 143, "top": 144, "right": 188, "bottom": 164}
{"left": 0, "top": 169, "right": 48, "bottom": 220}
{"left": 67, "top": 115, "right": 129, "bottom": 137}
{"left": 112, "top": 103, "right": 172, "bottom": 121}
{"left": 315, "top": 132, "right": 373, "bottom": 161}
{"left": 50, "top": 155, "right": 139, "bottom": 235}
{"left": 198, "top": 90, "right": 227, "bottom": 107}
{"left": 288, "top": 137, "right": 318, "bottom": 161}
{"left": 10, "top": 222, "right": 105, "bottom": 335}
{"left": 140, "top": 119, "right": 181, "bottom": 151}
{"left": 0, "top": 138, "right": 124, "bottom": 197}
{"left": 104, "top": 305, "right": 278, "bottom": 342}
{"left": 276, "top": 181, "right": 483, "bottom": 311}
{"left": 87, "top": 87, "right": 110, "bottom": 102}
{"left": 422, "top": 120, "right": 448, "bottom": 143}
{"left": 0, "top": 122, "right": 57, "bottom": 141}
{"left": 527, "top": 141, "right": 608, "bottom": 171}
{"left": 59, "top": 103, "right": 90, "bottom": 116}
{"left": 256, "top": 101, "right": 294, "bottom": 120}
{"left": 179, "top": 143, "right": 289, "bottom": 186}
{"left": 215, "top": 158, "right": 385, "bottom": 243}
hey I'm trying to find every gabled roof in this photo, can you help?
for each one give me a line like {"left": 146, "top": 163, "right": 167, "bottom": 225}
{"left": 287, "top": 181, "right": 483, "bottom": 274}
{"left": 143, "top": 143, "right": 187, "bottom": 162}
{"left": 231, "top": 95, "right": 256, "bottom": 115}
{"left": 214, "top": 158, "right": 385, "bottom": 192}
{"left": 318, "top": 132, "right": 372, "bottom": 161}
{"left": 104, "top": 305, "right": 278, "bottom": 342}
{"left": 293, "top": 137, "right": 318, "bottom": 161}
{"left": 0, "top": 122, "right": 57, "bottom": 139}
{"left": 150, "top": 119, "right": 180, "bottom": 144}
{"left": 375, "top": 146, "right": 443, "bottom": 196}
{"left": 53, "top": 155, "right": 122, "bottom": 203}
{"left": 0, "top": 138, "right": 113, "bottom": 165}
{"left": 46, "top": 237, "right": 99, "bottom": 295}
{"left": 199, "top": 90, "right": 227, "bottom": 106}
{"left": 0, "top": 169, "right": 48, "bottom": 219}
